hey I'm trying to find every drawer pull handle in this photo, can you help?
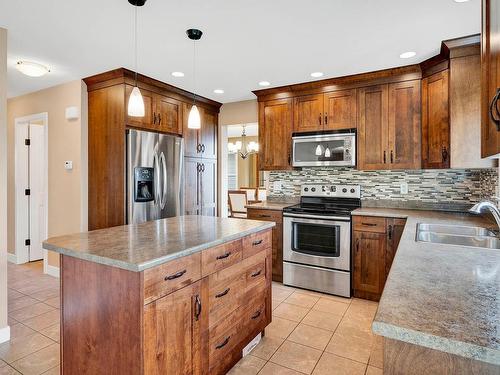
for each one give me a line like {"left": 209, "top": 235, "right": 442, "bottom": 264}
{"left": 361, "top": 223, "right": 377, "bottom": 227}
{"left": 216, "top": 336, "right": 231, "bottom": 350}
{"left": 165, "top": 269, "right": 187, "bottom": 281}
{"left": 216, "top": 251, "right": 232, "bottom": 260}
{"left": 215, "top": 288, "right": 230, "bottom": 298}
{"left": 258, "top": 214, "right": 271, "bottom": 218}
{"left": 251, "top": 270, "right": 262, "bottom": 278}
{"left": 252, "top": 239, "right": 263, "bottom": 246}
{"left": 251, "top": 310, "right": 262, "bottom": 320}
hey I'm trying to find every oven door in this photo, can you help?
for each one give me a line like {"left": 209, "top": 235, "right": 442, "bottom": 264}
{"left": 283, "top": 214, "right": 351, "bottom": 271}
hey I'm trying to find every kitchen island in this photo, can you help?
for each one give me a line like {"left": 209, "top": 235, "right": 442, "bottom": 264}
{"left": 43, "top": 215, "right": 275, "bottom": 375}
{"left": 353, "top": 208, "right": 500, "bottom": 374}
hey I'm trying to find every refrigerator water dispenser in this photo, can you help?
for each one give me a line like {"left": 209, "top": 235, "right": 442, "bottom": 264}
{"left": 134, "top": 167, "right": 155, "bottom": 202}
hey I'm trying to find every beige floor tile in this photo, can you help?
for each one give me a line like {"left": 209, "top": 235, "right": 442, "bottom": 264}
{"left": 0, "top": 332, "right": 53, "bottom": 363}
{"left": 272, "top": 288, "right": 294, "bottom": 302}
{"left": 273, "top": 303, "right": 309, "bottom": 323}
{"left": 39, "top": 324, "right": 59, "bottom": 343}
{"left": 312, "top": 352, "right": 366, "bottom": 375}
{"left": 28, "top": 289, "right": 59, "bottom": 303}
{"left": 295, "top": 289, "right": 352, "bottom": 305}
{"left": 43, "top": 297, "right": 60, "bottom": 309}
{"left": 368, "top": 335, "right": 383, "bottom": 369}
{"left": 366, "top": 365, "right": 383, "bottom": 375}
{"left": 312, "top": 298, "right": 349, "bottom": 316}
{"left": 325, "top": 324, "right": 373, "bottom": 364}
{"left": 7, "top": 296, "right": 39, "bottom": 314}
{"left": 302, "top": 310, "right": 342, "bottom": 332}
{"left": 9, "top": 303, "right": 54, "bottom": 323}
{"left": 7, "top": 317, "right": 17, "bottom": 327}
{"left": 251, "top": 336, "right": 285, "bottom": 360}
{"left": 41, "top": 366, "right": 59, "bottom": 375}
{"left": 11, "top": 343, "right": 60, "bottom": 375}
{"left": 270, "top": 341, "right": 322, "bottom": 374}
{"left": 284, "top": 293, "right": 319, "bottom": 309}
{"left": 272, "top": 299, "right": 282, "bottom": 311}
{"left": 287, "top": 324, "right": 333, "bottom": 351}
{"left": 7, "top": 290, "right": 25, "bottom": 302}
{"left": 339, "top": 314, "right": 373, "bottom": 333}
{"left": 0, "top": 364, "right": 21, "bottom": 374}
{"left": 9, "top": 324, "right": 36, "bottom": 341}
{"left": 258, "top": 362, "right": 303, "bottom": 375}
{"left": 265, "top": 317, "right": 298, "bottom": 340}
{"left": 227, "top": 355, "right": 266, "bottom": 375}
{"left": 23, "top": 310, "right": 60, "bottom": 332}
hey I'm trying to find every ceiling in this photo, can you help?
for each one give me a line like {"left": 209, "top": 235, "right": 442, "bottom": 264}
{"left": 0, "top": 0, "right": 480, "bottom": 103}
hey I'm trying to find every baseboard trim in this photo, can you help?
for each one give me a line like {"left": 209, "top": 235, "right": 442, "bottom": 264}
{"left": 0, "top": 326, "right": 10, "bottom": 344}
{"left": 7, "top": 253, "right": 19, "bottom": 264}
{"left": 45, "top": 264, "right": 60, "bottom": 278}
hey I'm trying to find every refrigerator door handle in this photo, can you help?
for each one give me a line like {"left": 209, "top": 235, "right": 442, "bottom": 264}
{"left": 153, "top": 151, "right": 160, "bottom": 205}
{"left": 159, "top": 151, "right": 168, "bottom": 210}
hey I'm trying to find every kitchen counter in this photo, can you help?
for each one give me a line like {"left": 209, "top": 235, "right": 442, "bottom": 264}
{"left": 43, "top": 215, "right": 274, "bottom": 272}
{"left": 353, "top": 207, "right": 500, "bottom": 366}
{"left": 246, "top": 200, "right": 297, "bottom": 211}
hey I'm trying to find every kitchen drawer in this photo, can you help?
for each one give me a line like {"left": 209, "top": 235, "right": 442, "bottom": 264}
{"left": 242, "top": 230, "right": 272, "bottom": 259}
{"left": 244, "top": 251, "right": 267, "bottom": 292}
{"left": 247, "top": 208, "right": 282, "bottom": 223}
{"left": 208, "top": 306, "right": 242, "bottom": 370}
{"left": 353, "top": 216, "right": 387, "bottom": 234}
{"left": 202, "top": 239, "right": 243, "bottom": 277}
{"left": 242, "top": 297, "right": 267, "bottom": 339}
{"left": 143, "top": 252, "right": 201, "bottom": 304}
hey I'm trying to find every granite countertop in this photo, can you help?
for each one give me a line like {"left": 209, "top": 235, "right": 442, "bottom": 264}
{"left": 245, "top": 200, "right": 296, "bottom": 211}
{"left": 353, "top": 207, "right": 500, "bottom": 365}
{"left": 43, "top": 215, "right": 275, "bottom": 272}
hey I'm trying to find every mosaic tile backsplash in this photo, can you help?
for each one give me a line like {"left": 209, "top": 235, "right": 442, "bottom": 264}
{"left": 268, "top": 168, "right": 498, "bottom": 203}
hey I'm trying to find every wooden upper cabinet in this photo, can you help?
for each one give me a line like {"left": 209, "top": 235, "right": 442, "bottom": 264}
{"left": 125, "top": 85, "right": 155, "bottom": 129}
{"left": 422, "top": 70, "right": 450, "bottom": 169}
{"left": 481, "top": 0, "right": 500, "bottom": 157}
{"left": 388, "top": 80, "right": 421, "bottom": 169}
{"left": 293, "top": 94, "right": 324, "bottom": 132}
{"left": 358, "top": 85, "right": 389, "bottom": 170}
{"left": 183, "top": 103, "right": 201, "bottom": 158}
{"left": 258, "top": 98, "right": 293, "bottom": 170}
{"left": 324, "top": 89, "right": 357, "bottom": 130}
{"left": 156, "top": 95, "right": 182, "bottom": 135}
{"left": 201, "top": 109, "right": 218, "bottom": 159}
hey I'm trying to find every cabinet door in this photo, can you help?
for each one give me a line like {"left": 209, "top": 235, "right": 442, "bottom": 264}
{"left": 201, "top": 109, "right": 218, "bottom": 159}
{"left": 125, "top": 85, "right": 155, "bottom": 129}
{"left": 184, "top": 157, "right": 200, "bottom": 215}
{"left": 200, "top": 159, "right": 217, "bottom": 217}
{"left": 143, "top": 281, "right": 204, "bottom": 375}
{"left": 481, "top": 0, "right": 500, "bottom": 157}
{"left": 353, "top": 230, "right": 386, "bottom": 300}
{"left": 258, "top": 98, "right": 293, "bottom": 170}
{"left": 422, "top": 71, "right": 449, "bottom": 169}
{"left": 156, "top": 95, "right": 182, "bottom": 135}
{"left": 358, "top": 85, "right": 389, "bottom": 170}
{"left": 388, "top": 80, "right": 421, "bottom": 169}
{"left": 183, "top": 103, "right": 201, "bottom": 158}
{"left": 386, "top": 218, "right": 406, "bottom": 278}
{"left": 293, "top": 94, "right": 324, "bottom": 132}
{"left": 324, "top": 89, "right": 357, "bottom": 130}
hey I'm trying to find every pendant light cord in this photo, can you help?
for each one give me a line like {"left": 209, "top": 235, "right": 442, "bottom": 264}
{"left": 192, "top": 39, "right": 197, "bottom": 105}
{"left": 134, "top": 5, "right": 138, "bottom": 86}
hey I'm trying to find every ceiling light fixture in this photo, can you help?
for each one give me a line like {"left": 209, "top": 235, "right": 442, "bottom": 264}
{"left": 400, "top": 51, "right": 417, "bottom": 59}
{"left": 187, "top": 28, "right": 203, "bottom": 129}
{"left": 310, "top": 72, "right": 324, "bottom": 78}
{"left": 16, "top": 61, "right": 50, "bottom": 77}
{"left": 213, "top": 89, "right": 224, "bottom": 94}
{"left": 171, "top": 71, "right": 185, "bottom": 77}
{"left": 259, "top": 81, "right": 270, "bottom": 87}
{"left": 453, "top": 0, "right": 469, "bottom": 2}
{"left": 227, "top": 124, "right": 259, "bottom": 159}
{"left": 127, "top": 0, "right": 146, "bottom": 118}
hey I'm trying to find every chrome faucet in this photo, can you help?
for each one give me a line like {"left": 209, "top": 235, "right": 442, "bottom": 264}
{"left": 469, "top": 200, "right": 500, "bottom": 232}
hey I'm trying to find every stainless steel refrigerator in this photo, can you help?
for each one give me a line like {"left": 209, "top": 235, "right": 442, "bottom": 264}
{"left": 126, "top": 129, "right": 184, "bottom": 224}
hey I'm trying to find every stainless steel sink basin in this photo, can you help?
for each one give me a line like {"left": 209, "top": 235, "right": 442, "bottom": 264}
{"left": 416, "top": 223, "right": 497, "bottom": 237}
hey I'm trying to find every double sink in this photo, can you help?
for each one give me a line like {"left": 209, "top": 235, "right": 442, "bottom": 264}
{"left": 416, "top": 223, "right": 500, "bottom": 249}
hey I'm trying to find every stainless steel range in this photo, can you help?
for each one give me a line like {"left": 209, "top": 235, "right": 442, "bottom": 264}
{"left": 282, "top": 184, "right": 361, "bottom": 297}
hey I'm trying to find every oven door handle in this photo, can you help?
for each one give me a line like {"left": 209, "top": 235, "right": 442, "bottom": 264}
{"left": 283, "top": 213, "right": 351, "bottom": 221}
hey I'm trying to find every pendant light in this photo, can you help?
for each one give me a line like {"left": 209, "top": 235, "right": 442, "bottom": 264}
{"left": 127, "top": 0, "right": 146, "bottom": 117}
{"left": 187, "top": 28, "right": 203, "bottom": 129}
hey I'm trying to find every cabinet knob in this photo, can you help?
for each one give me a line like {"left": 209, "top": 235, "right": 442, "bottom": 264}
{"left": 158, "top": 113, "right": 162, "bottom": 125}
{"left": 324, "top": 113, "right": 328, "bottom": 125}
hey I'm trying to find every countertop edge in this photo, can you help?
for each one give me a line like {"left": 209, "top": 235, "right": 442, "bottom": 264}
{"left": 43, "top": 221, "right": 276, "bottom": 272}
{"left": 372, "top": 321, "right": 500, "bottom": 366}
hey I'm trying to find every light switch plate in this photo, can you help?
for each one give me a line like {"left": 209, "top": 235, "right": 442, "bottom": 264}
{"left": 64, "top": 161, "right": 73, "bottom": 170}
{"left": 400, "top": 182, "right": 408, "bottom": 194}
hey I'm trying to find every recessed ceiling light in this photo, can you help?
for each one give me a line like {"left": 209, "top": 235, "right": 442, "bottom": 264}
{"left": 399, "top": 51, "right": 417, "bottom": 59}
{"left": 213, "top": 89, "right": 224, "bottom": 94}
{"left": 171, "top": 71, "right": 184, "bottom": 77}
{"left": 453, "top": 0, "right": 469, "bottom": 2}
{"left": 16, "top": 61, "right": 50, "bottom": 77}
{"left": 259, "top": 81, "right": 270, "bottom": 87}
{"left": 310, "top": 72, "right": 324, "bottom": 78}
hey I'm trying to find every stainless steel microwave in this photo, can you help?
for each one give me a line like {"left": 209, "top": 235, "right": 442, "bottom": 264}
{"left": 292, "top": 131, "right": 356, "bottom": 167}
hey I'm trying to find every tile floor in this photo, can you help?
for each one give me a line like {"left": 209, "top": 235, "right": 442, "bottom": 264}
{"left": 2, "top": 262, "right": 382, "bottom": 375}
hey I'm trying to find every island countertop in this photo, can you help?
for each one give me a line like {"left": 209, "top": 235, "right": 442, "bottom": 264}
{"left": 353, "top": 207, "right": 500, "bottom": 365}
{"left": 43, "top": 215, "right": 275, "bottom": 272}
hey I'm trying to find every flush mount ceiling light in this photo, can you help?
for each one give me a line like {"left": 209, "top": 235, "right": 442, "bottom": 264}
{"left": 16, "top": 61, "right": 50, "bottom": 77}
{"left": 400, "top": 51, "right": 417, "bottom": 59}
{"left": 187, "top": 28, "right": 203, "bottom": 129}
{"left": 310, "top": 72, "right": 324, "bottom": 78}
{"left": 258, "top": 81, "right": 271, "bottom": 87}
{"left": 453, "top": 0, "right": 469, "bottom": 2}
{"left": 127, "top": 0, "right": 147, "bottom": 118}
{"left": 213, "top": 89, "right": 224, "bottom": 94}
{"left": 171, "top": 71, "right": 185, "bottom": 77}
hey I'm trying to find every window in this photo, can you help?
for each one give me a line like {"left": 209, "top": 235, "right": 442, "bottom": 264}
{"left": 227, "top": 153, "right": 238, "bottom": 189}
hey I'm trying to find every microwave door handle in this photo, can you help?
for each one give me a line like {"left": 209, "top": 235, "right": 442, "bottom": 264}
{"left": 159, "top": 152, "right": 167, "bottom": 210}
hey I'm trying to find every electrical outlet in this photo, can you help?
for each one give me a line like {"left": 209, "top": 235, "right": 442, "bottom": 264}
{"left": 273, "top": 181, "right": 282, "bottom": 191}
{"left": 400, "top": 182, "right": 408, "bottom": 195}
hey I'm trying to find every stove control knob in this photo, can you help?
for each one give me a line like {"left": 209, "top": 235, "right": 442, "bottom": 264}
{"left": 311, "top": 187, "right": 316, "bottom": 192}
{"left": 350, "top": 188, "right": 356, "bottom": 194}
{"left": 322, "top": 186, "right": 326, "bottom": 192}
{"left": 342, "top": 188, "right": 347, "bottom": 193}
{"left": 304, "top": 187, "right": 309, "bottom": 192}
{"left": 330, "top": 186, "right": 336, "bottom": 192}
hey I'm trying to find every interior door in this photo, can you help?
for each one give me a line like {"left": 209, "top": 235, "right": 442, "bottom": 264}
{"left": 293, "top": 94, "right": 324, "bottom": 132}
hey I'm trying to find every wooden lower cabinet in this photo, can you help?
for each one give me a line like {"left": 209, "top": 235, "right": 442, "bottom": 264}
{"left": 60, "top": 229, "right": 272, "bottom": 375}
{"left": 353, "top": 216, "right": 406, "bottom": 301}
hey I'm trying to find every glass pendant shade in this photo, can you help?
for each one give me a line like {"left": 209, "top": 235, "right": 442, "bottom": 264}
{"left": 188, "top": 104, "right": 201, "bottom": 129}
{"left": 315, "top": 144, "right": 323, "bottom": 156}
{"left": 128, "top": 86, "right": 145, "bottom": 117}
{"left": 324, "top": 147, "right": 331, "bottom": 158}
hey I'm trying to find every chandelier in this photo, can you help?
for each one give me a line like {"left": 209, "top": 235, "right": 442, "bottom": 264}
{"left": 228, "top": 125, "right": 259, "bottom": 159}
